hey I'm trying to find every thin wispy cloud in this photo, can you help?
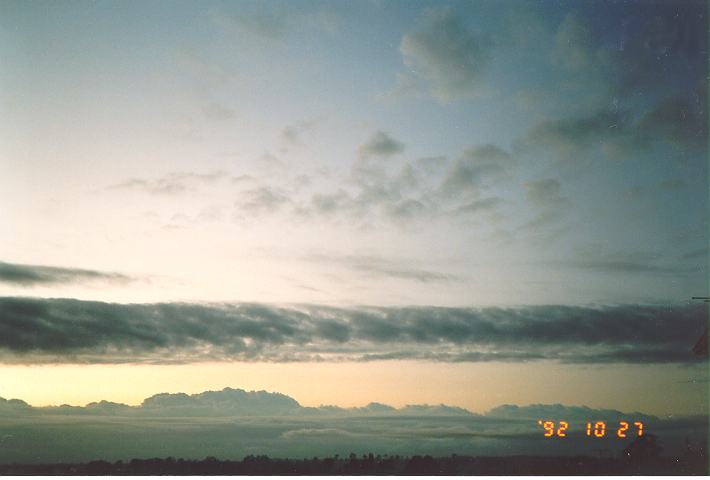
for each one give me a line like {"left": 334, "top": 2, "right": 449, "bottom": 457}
{"left": 201, "top": 102, "right": 236, "bottom": 121}
{"left": 209, "top": 4, "right": 339, "bottom": 40}
{"left": 106, "top": 171, "right": 228, "bottom": 196}
{"left": 305, "top": 253, "right": 460, "bottom": 283}
{"left": 548, "top": 250, "right": 704, "bottom": 275}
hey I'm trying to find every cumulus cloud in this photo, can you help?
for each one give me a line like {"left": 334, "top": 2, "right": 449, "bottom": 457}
{"left": 439, "top": 145, "right": 514, "bottom": 199}
{"left": 547, "top": 3, "right": 707, "bottom": 97}
{"left": 519, "top": 110, "right": 631, "bottom": 160}
{"left": 308, "top": 190, "right": 353, "bottom": 217}
{"left": 398, "top": 7, "right": 491, "bottom": 102}
{"left": 0, "top": 261, "right": 134, "bottom": 287}
{"left": 222, "top": 140, "right": 508, "bottom": 228}
{"left": 523, "top": 179, "right": 566, "bottom": 208}
{"left": 523, "top": 3, "right": 707, "bottom": 162}
{"left": 236, "top": 187, "right": 290, "bottom": 216}
{"left": 357, "top": 131, "right": 405, "bottom": 160}
{"left": 280, "top": 119, "right": 318, "bottom": 147}
{"left": 520, "top": 87, "right": 706, "bottom": 161}
{"left": 0, "top": 297, "right": 705, "bottom": 365}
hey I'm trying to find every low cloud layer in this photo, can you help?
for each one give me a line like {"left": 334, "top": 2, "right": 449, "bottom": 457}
{"left": 0, "top": 297, "right": 705, "bottom": 364}
{"left": 0, "top": 262, "right": 134, "bottom": 287}
{"left": 0, "top": 388, "right": 703, "bottom": 464}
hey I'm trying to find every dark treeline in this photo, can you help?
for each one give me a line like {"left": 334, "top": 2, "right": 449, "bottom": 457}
{"left": 0, "top": 452, "right": 707, "bottom": 475}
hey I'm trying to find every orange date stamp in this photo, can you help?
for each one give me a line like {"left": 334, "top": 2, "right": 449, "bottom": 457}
{"left": 537, "top": 420, "right": 644, "bottom": 438}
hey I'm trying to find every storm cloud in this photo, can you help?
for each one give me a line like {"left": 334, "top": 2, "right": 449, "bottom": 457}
{"left": 0, "top": 297, "right": 705, "bottom": 365}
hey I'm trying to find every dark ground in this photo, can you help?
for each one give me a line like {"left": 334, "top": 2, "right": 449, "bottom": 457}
{"left": 0, "top": 453, "right": 707, "bottom": 475}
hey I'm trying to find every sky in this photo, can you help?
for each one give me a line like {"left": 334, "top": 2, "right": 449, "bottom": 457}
{"left": 0, "top": 0, "right": 708, "bottom": 451}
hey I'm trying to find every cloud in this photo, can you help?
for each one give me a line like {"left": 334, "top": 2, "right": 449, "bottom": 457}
{"left": 520, "top": 93, "right": 707, "bottom": 162}
{"left": 681, "top": 247, "right": 708, "bottom": 261}
{"left": 280, "top": 119, "right": 318, "bottom": 146}
{"left": 547, "top": 4, "right": 707, "bottom": 97}
{"left": 523, "top": 4, "right": 707, "bottom": 164}
{"left": 606, "top": 1, "right": 708, "bottom": 95}
{"left": 357, "top": 131, "right": 405, "bottom": 160}
{"left": 439, "top": 145, "right": 514, "bottom": 199}
{"left": 551, "top": 13, "right": 596, "bottom": 72}
{"left": 201, "top": 102, "right": 236, "bottom": 121}
{"left": 624, "top": 178, "right": 685, "bottom": 199}
{"left": 305, "top": 254, "right": 460, "bottom": 283}
{"left": 10, "top": 387, "right": 475, "bottom": 419}
{"left": 487, "top": 403, "right": 656, "bottom": 423}
{"left": 308, "top": 190, "right": 353, "bottom": 217}
{"left": 519, "top": 110, "right": 630, "bottom": 160}
{"left": 451, "top": 197, "right": 503, "bottom": 216}
{"left": 107, "top": 171, "right": 228, "bottom": 195}
{"left": 0, "top": 261, "right": 134, "bottom": 287}
{"left": 3, "top": 387, "right": 702, "bottom": 464}
{"left": 398, "top": 7, "right": 491, "bottom": 102}
{"left": 209, "top": 143, "right": 509, "bottom": 228}
{"left": 520, "top": 178, "right": 570, "bottom": 232}
{"left": 635, "top": 86, "right": 708, "bottom": 152}
{"left": 0, "top": 297, "right": 705, "bottom": 365}
{"left": 236, "top": 187, "right": 290, "bottom": 216}
{"left": 558, "top": 260, "right": 697, "bottom": 275}
{"left": 209, "top": 5, "right": 339, "bottom": 40}
{"left": 523, "top": 179, "right": 566, "bottom": 208}
{"left": 550, "top": 250, "right": 701, "bottom": 275}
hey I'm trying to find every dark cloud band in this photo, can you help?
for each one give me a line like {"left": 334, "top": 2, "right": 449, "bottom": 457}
{"left": 0, "top": 261, "right": 134, "bottom": 286}
{"left": 0, "top": 297, "right": 705, "bottom": 365}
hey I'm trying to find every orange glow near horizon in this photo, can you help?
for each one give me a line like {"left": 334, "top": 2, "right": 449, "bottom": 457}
{"left": 0, "top": 361, "right": 706, "bottom": 417}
